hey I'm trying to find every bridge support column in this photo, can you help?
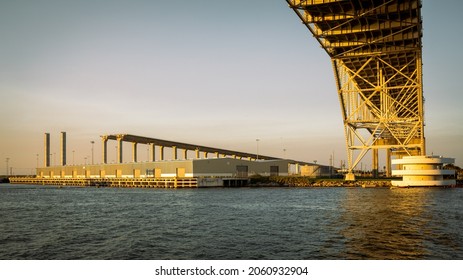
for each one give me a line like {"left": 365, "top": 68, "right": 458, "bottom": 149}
{"left": 215, "top": 152, "right": 219, "bottom": 158}
{"left": 345, "top": 173, "right": 356, "bottom": 181}
{"left": 183, "top": 149, "right": 188, "bottom": 160}
{"left": 149, "top": 143, "right": 155, "bottom": 162}
{"left": 117, "top": 135, "right": 123, "bottom": 163}
{"left": 172, "top": 146, "right": 177, "bottom": 160}
{"left": 203, "top": 152, "right": 208, "bottom": 159}
{"left": 102, "top": 136, "right": 108, "bottom": 164}
{"left": 159, "top": 146, "right": 164, "bottom": 161}
{"left": 132, "top": 142, "right": 138, "bottom": 163}
{"left": 195, "top": 149, "right": 200, "bottom": 159}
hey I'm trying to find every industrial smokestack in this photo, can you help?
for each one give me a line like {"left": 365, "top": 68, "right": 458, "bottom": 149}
{"left": 61, "top": 132, "right": 66, "bottom": 166}
{"left": 44, "top": 133, "right": 50, "bottom": 167}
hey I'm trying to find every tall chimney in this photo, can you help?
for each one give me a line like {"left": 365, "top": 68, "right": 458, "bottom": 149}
{"left": 61, "top": 132, "right": 66, "bottom": 166}
{"left": 44, "top": 133, "right": 50, "bottom": 167}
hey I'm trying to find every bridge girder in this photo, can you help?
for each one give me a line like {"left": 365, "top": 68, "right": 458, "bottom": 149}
{"left": 287, "top": 0, "right": 425, "bottom": 176}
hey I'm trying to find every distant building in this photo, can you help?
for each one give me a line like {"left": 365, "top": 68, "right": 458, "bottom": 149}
{"left": 36, "top": 158, "right": 296, "bottom": 187}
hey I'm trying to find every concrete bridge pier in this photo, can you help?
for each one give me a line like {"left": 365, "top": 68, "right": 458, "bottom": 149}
{"left": 183, "top": 149, "right": 188, "bottom": 160}
{"left": 159, "top": 146, "right": 164, "bottom": 161}
{"left": 117, "top": 135, "right": 123, "bottom": 163}
{"left": 132, "top": 142, "right": 137, "bottom": 163}
{"left": 102, "top": 136, "right": 108, "bottom": 164}
{"left": 172, "top": 146, "right": 177, "bottom": 160}
{"left": 149, "top": 143, "right": 155, "bottom": 162}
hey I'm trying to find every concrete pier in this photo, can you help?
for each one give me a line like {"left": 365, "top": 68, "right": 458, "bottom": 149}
{"left": 392, "top": 155, "right": 456, "bottom": 187}
{"left": 183, "top": 149, "right": 188, "bottom": 160}
{"left": 132, "top": 142, "right": 137, "bottom": 163}
{"left": 102, "top": 136, "right": 108, "bottom": 164}
{"left": 10, "top": 177, "right": 199, "bottom": 188}
{"left": 159, "top": 146, "right": 164, "bottom": 161}
{"left": 172, "top": 146, "right": 177, "bottom": 160}
{"left": 117, "top": 135, "right": 123, "bottom": 163}
{"left": 149, "top": 143, "right": 155, "bottom": 162}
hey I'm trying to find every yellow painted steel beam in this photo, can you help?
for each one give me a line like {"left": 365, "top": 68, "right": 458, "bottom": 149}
{"left": 287, "top": 0, "right": 425, "bottom": 177}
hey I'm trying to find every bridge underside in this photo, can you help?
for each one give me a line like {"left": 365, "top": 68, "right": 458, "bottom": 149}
{"left": 287, "top": 0, "right": 425, "bottom": 178}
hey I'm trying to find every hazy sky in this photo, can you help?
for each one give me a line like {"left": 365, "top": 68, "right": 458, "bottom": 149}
{"left": 1, "top": 0, "right": 462, "bottom": 174}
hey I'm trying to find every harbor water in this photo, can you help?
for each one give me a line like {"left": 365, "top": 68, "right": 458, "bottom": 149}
{"left": 1, "top": 184, "right": 462, "bottom": 259}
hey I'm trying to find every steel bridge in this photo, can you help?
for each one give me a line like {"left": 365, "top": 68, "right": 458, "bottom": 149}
{"left": 286, "top": 0, "right": 424, "bottom": 179}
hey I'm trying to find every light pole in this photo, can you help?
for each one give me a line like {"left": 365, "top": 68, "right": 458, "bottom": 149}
{"left": 91, "top": 141, "right": 95, "bottom": 165}
{"left": 72, "top": 150, "right": 75, "bottom": 165}
{"left": 36, "top": 154, "right": 39, "bottom": 168}
{"left": 256, "top": 139, "right": 260, "bottom": 160}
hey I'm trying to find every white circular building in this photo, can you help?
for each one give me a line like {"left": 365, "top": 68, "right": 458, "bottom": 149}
{"left": 391, "top": 156, "right": 456, "bottom": 187}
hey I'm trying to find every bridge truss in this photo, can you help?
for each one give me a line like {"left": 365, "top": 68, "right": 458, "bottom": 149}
{"left": 287, "top": 0, "right": 425, "bottom": 178}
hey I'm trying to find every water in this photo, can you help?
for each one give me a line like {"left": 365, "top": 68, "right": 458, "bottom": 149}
{"left": 1, "top": 184, "right": 462, "bottom": 259}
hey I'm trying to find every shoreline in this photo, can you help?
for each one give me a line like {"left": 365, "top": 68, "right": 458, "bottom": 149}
{"left": 248, "top": 176, "right": 463, "bottom": 188}
{"left": 249, "top": 177, "right": 392, "bottom": 188}
{"left": 6, "top": 176, "right": 462, "bottom": 188}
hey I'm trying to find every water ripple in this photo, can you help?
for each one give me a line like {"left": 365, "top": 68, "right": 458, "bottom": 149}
{"left": 1, "top": 185, "right": 462, "bottom": 259}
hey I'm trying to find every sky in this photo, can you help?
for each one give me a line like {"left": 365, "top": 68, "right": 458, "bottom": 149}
{"left": 1, "top": 0, "right": 462, "bottom": 175}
